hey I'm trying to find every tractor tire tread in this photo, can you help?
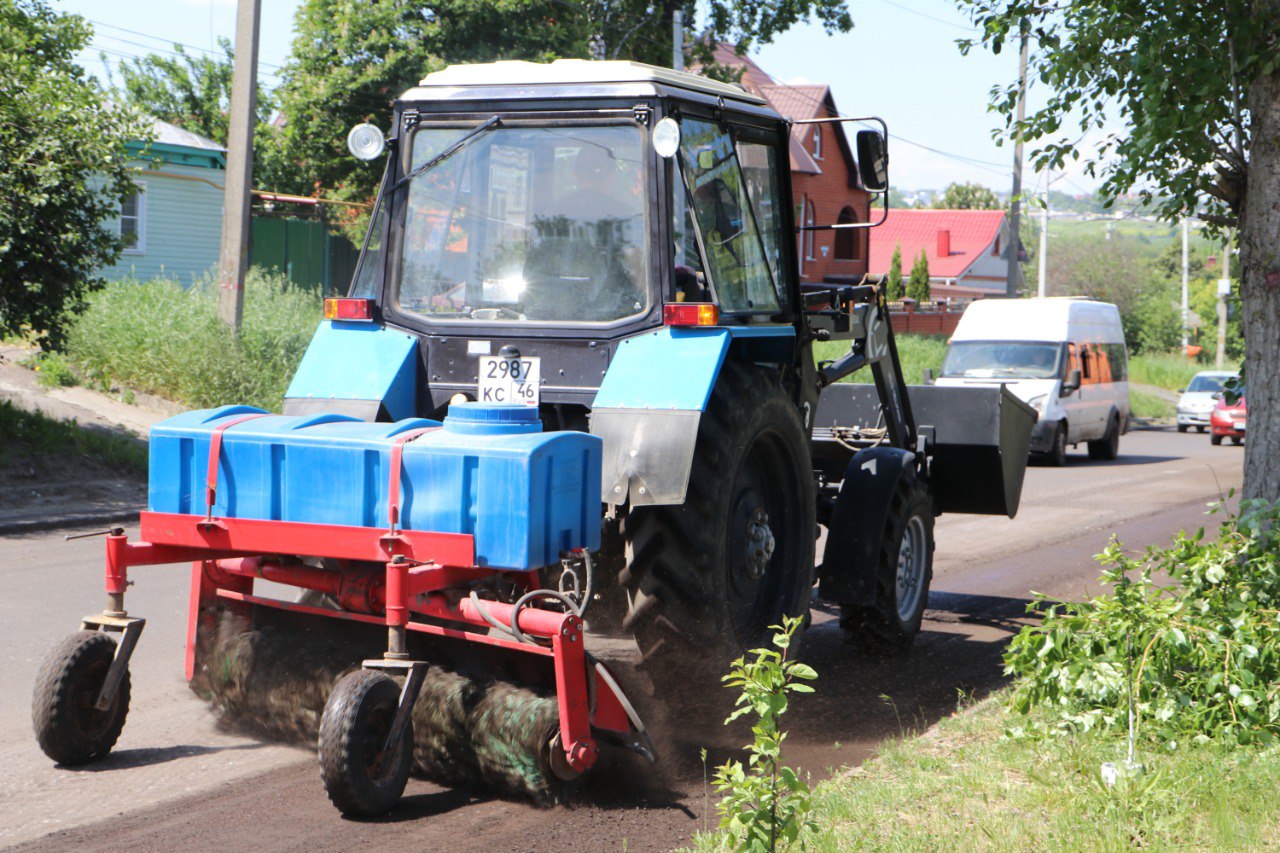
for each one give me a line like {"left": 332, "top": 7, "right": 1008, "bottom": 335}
{"left": 32, "top": 630, "right": 130, "bottom": 766}
{"left": 318, "top": 669, "right": 412, "bottom": 817}
{"left": 841, "top": 477, "right": 935, "bottom": 655}
{"left": 623, "top": 360, "right": 815, "bottom": 676}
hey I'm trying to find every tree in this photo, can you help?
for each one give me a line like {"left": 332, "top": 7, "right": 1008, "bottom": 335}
{"left": 906, "top": 249, "right": 931, "bottom": 302}
{"left": 0, "top": 1, "right": 145, "bottom": 348}
{"left": 109, "top": 38, "right": 271, "bottom": 146}
{"left": 958, "top": 0, "right": 1280, "bottom": 502}
{"left": 884, "top": 242, "right": 904, "bottom": 300}
{"left": 931, "top": 181, "right": 1001, "bottom": 210}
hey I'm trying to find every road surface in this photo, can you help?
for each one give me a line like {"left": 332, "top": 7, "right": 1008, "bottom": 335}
{"left": 0, "top": 427, "right": 1242, "bottom": 851}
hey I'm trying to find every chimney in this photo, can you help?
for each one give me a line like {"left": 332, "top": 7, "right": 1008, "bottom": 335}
{"left": 937, "top": 229, "right": 951, "bottom": 257}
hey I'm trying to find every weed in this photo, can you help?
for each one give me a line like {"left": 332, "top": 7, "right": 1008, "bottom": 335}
{"left": 22, "top": 351, "right": 79, "bottom": 388}
{"left": 60, "top": 269, "right": 320, "bottom": 412}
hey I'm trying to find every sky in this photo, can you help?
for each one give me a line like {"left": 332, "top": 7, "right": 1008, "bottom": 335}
{"left": 53, "top": 0, "right": 1105, "bottom": 196}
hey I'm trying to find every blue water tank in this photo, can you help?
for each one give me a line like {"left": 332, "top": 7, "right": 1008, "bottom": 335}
{"left": 148, "top": 404, "right": 602, "bottom": 570}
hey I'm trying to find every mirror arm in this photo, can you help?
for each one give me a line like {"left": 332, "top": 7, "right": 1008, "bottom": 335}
{"left": 791, "top": 115, "right": 890, "bottom": 232}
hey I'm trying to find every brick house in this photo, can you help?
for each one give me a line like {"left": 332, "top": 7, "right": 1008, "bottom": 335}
{"left": 867, "top": 208, "right": 1023, "bottom": 300}
{"left": 711, "top": 47, "right": 873, "bottom": 285}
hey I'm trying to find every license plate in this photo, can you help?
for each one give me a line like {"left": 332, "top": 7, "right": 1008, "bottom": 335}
{"left": 1235, "top": 421, "right": 1246, "bottom": 430}
{"left": 478, "top": 355, "right": 540, "bottom": 406}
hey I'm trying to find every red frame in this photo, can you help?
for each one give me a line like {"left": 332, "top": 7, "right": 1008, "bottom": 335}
{"left": 109, "top": 510, "right": 628, "bottom": 775}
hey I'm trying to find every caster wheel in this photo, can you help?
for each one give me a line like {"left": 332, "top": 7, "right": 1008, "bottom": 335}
{"left": 32, "top": 631, "right": 130, "bottom": 766}
{"left": 318, "top": 670, "right": 412, "bottom": 816}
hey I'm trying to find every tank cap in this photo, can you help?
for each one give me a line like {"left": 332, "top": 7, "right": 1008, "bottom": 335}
{"left": 444, "top": 402, "right": 542, "bottom": 435}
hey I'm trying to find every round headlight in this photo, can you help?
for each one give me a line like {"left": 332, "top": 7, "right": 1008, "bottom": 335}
{"left": 347, "top": 123, "right": 386, "bottom": 161}
{"left": 652, "top": 116, "right": 681, "bottom": 158}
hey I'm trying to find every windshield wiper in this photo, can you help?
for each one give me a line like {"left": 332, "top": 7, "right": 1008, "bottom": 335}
{"left": 392, "top": 115, "right": 502, "bottom": 192}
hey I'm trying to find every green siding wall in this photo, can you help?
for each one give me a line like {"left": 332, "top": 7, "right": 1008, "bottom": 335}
{"left": 100, "top": 161, "right": 224, "bottom": 284}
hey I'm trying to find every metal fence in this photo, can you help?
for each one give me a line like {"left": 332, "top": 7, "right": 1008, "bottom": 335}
{"left": 250, "top": 216, "right": 360, "bottom": 295}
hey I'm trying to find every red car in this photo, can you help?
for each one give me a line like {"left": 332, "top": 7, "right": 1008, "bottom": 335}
{"left": 1210, "top": 392, "right": 1246, "bottom": 445}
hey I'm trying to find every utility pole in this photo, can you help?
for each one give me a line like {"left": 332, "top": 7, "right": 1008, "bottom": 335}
{"left": 1180, "top": 216, "right": 1190, "bottom": 352}
{"left": 1217, "top": 229, "right": 1231, "bottom": 368}
{"left": 216, "top": 0, "right": 261, "bottom": 332}
{"left": 1037, "top": 180, "right": 1048, "bottom": 297}
{"left": 1006, "top": 22, "right": 1029, "bottom": 298}
{"left": 672, "top": 9, "right": 684, "bottom": 71}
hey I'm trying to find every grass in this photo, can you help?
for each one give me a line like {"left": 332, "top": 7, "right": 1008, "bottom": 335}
{"left": 1130, "top": 388, "right": 1176, "bottom": 419}
{"left": 715, "top": 694, "right": 1280, "bottom": 850}
{"left": 813, "top": 334, "right": 948, "bottom": 385}
{"left": 0, "top": 399, "right": 146, "bottom": 474}
{"left": 1129, "top": 351, "right": 1239, "bottom": 392}
{"left": 60, "top": 270, "right": 320, "bottom": 412}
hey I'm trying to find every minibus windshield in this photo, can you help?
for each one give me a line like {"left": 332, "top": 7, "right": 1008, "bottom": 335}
{"left": 941, "top": 341, "right": 1062, "bottom": 379}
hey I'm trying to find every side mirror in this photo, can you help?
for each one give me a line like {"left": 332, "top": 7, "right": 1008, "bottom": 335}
{"left": 1177, "top": 387, "right": 1186, "bottom": 393}
{"left": 1061, "top": 369, "right": 1081, "bottom": 396}
{"left": 856, "top": 129, "right": 888, "bottom": 192}
{"left": 922, "top": 368, "right": 935, "bottom": 386}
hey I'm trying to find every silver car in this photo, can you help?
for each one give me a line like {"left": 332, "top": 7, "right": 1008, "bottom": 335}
{"left": 1176, "top": 371, "right": 1237, "bottom": 432}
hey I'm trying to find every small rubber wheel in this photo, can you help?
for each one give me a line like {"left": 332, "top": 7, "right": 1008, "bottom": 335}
{"left": 1177, "top": 424, "right": 1188, "bottom": 433}
{"left": 32, "top": 630, "right": 130, "bottom": 766}
{"left": 841, "top": 476, "right": 935, "bottom": 654}
{"left": 318, "top": 669, "right": 412, "bottom": 817}
{"left": 1231, "top": 436, "right": 1243, "bottom": 445}
{"left": 1087, "top": 415, "right": 1121, "bottom": 460}
{"left": 1211, "top": 434, "right": 1223, "bottom": 446}
{"left": 1044, "top": 421, "right": 1068, "bottom": 467}
{"left": 1196, "top": 426, "right": 1206, "bottom": 434}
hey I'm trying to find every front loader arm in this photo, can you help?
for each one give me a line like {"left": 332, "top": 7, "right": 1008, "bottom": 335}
{"left": 809, "top": 286, "right": 918, "bottom": 452}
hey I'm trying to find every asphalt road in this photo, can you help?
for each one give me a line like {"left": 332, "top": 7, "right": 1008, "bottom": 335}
{"left": 0, "top": 427, "right": 1243, "bottom": 851}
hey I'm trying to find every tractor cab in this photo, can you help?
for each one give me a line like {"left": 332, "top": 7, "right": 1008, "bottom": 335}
{"left": 290, "top": 59, "right": 885, "bottom": 419}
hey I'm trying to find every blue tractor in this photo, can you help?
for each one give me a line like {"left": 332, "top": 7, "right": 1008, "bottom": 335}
{"left": 291, "top": 59, "right": 1034, "bottom": 669}
{"left": 32, "top": 60, "right": 1034, "bottom": 816}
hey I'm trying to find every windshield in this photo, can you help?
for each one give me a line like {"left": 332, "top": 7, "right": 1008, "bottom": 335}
{"left": 941, "top": 341, "right": 1062, "bottom": 379}
{"left": 1188, "top": 374, "right": 1231, "bottom": 393}
{"left": 395, "top": 123, "right": 649, "bottom": 324}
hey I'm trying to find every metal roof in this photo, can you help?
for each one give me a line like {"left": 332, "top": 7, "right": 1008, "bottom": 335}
{"left": 403, "top": 59, "right": 766, "bottom": 105}
{"left": 150, "top": 118, "right": 225, "bottom": 152}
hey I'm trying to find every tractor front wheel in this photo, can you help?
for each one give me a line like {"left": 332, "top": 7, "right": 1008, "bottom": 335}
{"left": 318, "top": 670, "right": 413, "bottom": 817}
{"left": 623, "top": 362, "right": 815, "bottom": 677}
{"left": 32, "top": 630, "right": 131, "bottom": 766}
{"left": 841, "top": 477, "right": 935, "bottom": 654}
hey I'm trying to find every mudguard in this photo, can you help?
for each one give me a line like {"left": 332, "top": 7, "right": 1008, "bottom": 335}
{"left": 818, "top": 445, "right": 919, "bottom": 606}
{"left": 283, "top": 321, "right": 418, "bottom": 421}
{"left": 589, "top": 325, "right": 793, "bottom": 507}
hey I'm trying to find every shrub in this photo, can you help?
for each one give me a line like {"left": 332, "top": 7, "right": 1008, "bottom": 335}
{"left": 906, "top": 249, "right": 931, "bottom": 303}
{"left": 62, "top": 269, "right": 320, "bottom": 411}
{"left": 1005, "top": 498, "right": 1280, "bottom": 748}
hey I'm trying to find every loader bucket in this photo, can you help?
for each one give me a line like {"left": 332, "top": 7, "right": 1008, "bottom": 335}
{"left": 812, "top": 384, "right": 1035, "bottom": 517}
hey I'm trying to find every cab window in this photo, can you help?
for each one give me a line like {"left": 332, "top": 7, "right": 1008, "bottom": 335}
{"left": 678, "top": 117, "right": 779, "bottom": 315}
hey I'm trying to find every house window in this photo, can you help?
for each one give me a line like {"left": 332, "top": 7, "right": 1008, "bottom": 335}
{"left": 813, "top": 128, "right": 823, "bottom": 160}
{"left": 834, "top": 206, "right": 861, "bottom": 260}
{"left": 119, "top": 183, "right": 145, "bottom": 253}
{"left": 804, "top": 198, "right": 816, "bottom": 260}
{"left": 993, "top": 234, "right": 1001, "bottom": 256}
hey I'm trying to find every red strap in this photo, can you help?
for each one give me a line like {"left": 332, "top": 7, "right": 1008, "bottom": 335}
{"left": 387, "top": 427, "right": 441, "bottom": 532}
{"left": 205, "top": 413, "right": 270, "bottom": 519}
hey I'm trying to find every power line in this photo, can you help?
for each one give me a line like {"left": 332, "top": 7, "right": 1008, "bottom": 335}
{"left": 871, "top": 0, "right": 979, "bottom": 33}
{"left": 87, "top": 18, "right": 286, "bottom": 72}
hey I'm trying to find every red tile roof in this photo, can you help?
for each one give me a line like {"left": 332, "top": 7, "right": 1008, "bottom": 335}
{"left": 868, "top": 209, "right": 1006, "bottom": 279}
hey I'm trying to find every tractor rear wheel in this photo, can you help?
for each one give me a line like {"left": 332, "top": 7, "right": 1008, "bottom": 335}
{"left": 318, "top": 669, "right": 413, "bottom": 816}
{"left": 32, "top": 630, "right": 130, "bottom": 766}
{"left": 840, "top": 476, "right": 935, "bottom": 654}
{"left": 623, "top": 362, "right": 815, "bottom": 676}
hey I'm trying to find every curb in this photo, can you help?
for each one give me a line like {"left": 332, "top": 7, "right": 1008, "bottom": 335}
{"left": 0, "top": 508, "right": 141, "bottom": 537}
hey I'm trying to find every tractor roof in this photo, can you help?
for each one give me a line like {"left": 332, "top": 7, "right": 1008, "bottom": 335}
{"left": 400, "top": 59, "right": 768, "bottom": 107}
